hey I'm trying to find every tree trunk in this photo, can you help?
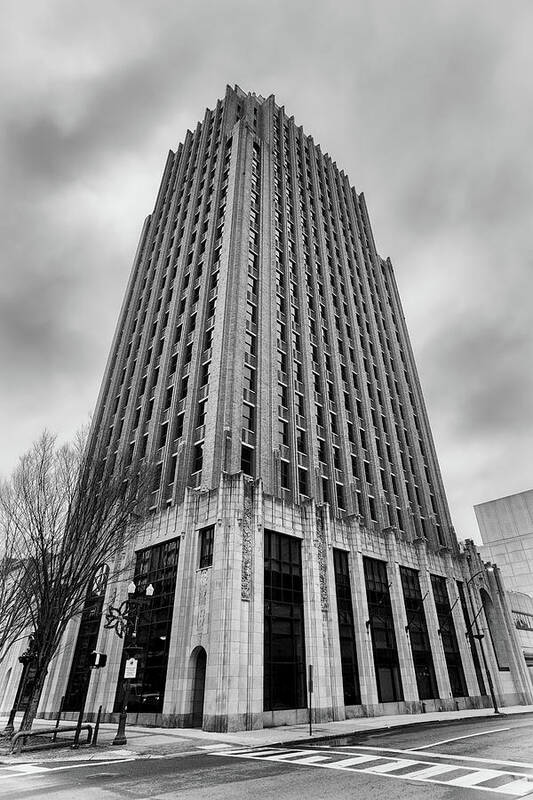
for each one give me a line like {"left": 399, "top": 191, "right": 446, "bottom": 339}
{"left": 18, "top": 665, "right": 49, "bottom": 732}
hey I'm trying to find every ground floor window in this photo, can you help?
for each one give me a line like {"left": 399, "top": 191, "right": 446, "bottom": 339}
{"left": 333, "top": 549, "right": 361, "bottom": 705}
{"left": 400, "top": 566, "right": 438, "bottom": 700}
{"left": 114, "top": 538, "right": 180, "bottom": 714}
{"left": 431, "top": 574, "right": 467, "bottom": 697}
{"left": 64, "top": 565, "right": 109, "bottom": 711}
{"left": 458, "top": 582, "right": 486, "bottom": 695}
{"left": 264, "top": 530, "right": 306, "bottom": 711}
{"left": 364, "top": 557, "right": 403, "bottom": 703}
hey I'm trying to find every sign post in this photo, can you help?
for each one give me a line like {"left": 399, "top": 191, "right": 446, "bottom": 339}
{"left": 308, "top": 664, "right": 313, "bottom": 737}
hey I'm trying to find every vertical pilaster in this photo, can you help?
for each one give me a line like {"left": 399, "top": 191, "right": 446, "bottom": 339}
{"left": 350, "top": 548, "right": 378, "bottom": 707}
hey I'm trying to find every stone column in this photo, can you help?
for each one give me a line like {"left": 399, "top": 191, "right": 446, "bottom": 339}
{"left": 301, "top": 503, "right": 341, "bottom": 722}
{"left": 350, "top": 547, "right": 378, "bottom": 708}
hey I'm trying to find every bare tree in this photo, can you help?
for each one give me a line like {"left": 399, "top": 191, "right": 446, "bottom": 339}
{"left": 0, "top": 430, "right": 154, "bottom": 732}
{"left": 0, "top": 520, "right": 30, "bottom": 666}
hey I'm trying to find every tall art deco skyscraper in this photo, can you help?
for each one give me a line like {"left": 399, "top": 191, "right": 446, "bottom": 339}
{"left": 35, "top": 86, "right": 532, "bottom": 731}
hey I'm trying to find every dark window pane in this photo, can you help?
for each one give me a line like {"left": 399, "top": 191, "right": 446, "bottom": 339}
{"left": 264, "top": 530, "right": 306, "bottom": 710}
{"left": 363, "top": 557, "right": 403, "bottom": 703}
{"left": 114, "top": 539, "right": 180, "bottom": 713}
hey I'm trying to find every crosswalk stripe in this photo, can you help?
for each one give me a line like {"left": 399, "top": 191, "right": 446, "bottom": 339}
{"left": 291, "top": 754, "right": 331, "bottom": 764}
{"left": 448, "top": 769, "right": 506, "bottom": 787}
{"left": 368, "top": 759, "right": 419, "bottom": 773}
{"left": 387, "top": 763, "right": 461, "bottom": 780}
{"left": 322, "top": 755, "right": 381, "bottom": 768}
{"left": 262, "top": 750, "right": 319, "bottom": 761}
{"left": 496, "top": 778, "right": 533, "bottom": 796}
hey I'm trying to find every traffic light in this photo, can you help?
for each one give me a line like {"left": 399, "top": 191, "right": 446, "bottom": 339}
{"left": 89, "top": 651, "right": 107, "bottom": 668}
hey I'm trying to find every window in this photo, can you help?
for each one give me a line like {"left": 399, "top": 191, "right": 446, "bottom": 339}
{"left": 400, "top": 567, "right": 438, "bottom": 700}
{"left": 458, "top": 582, "right": 486, "bottom": 695}
{"left": 243, "top": 365, "right": 256, "bottom": 393}
{"left": 63, "top": 565, "right": 110, "bottom": 711}
{"left": 431, "top": 574, "right": 467, "bottom": 697}
{"left": 264, "top": 530, "right": 306, "bottom": 711}
{"left": 298, "top": 467, "right": 308, "bottom": 497}
{"left": 242, "top": 403, "right": 255, "bottom": 432}
{"left": 241, "top": 444, "right": 254, "bottom": 476}
{"left": 113, "top": 539, "right": 180, "bottom": 714}
{"left": 280, "top": 459, "right": 290, "bottom": 489}
{"left": 199, "top": 526, "right": 214, "bottom": 569}
{"left": 333, "top": 550, "right": 361, "bottom": 705}
{"left": 192, "top": 443, "right": 203, "bottom": 474}
{"left": 364, "top": 557, "right": 403, "bottom": 703}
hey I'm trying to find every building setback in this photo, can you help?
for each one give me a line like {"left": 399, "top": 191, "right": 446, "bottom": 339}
{"left": 3, "top": 86, "right": 531, "bottom": 730}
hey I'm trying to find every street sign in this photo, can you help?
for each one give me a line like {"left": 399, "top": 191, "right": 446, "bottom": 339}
{"left": 124, "top": 658, "right": 138, "bottom": 678}
{"left": 89, "top": 651, "right": 107, "bottom": 668}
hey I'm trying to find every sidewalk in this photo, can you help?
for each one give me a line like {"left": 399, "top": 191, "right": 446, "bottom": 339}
{"left": 2, "top": 704, "right": 533, "bottom": 764}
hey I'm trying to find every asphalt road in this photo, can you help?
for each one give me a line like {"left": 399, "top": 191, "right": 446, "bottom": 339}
{"left": 2, "top": 714, "right": 533, "bottom": 799}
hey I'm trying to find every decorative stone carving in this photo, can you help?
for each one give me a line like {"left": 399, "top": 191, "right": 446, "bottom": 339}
{"left": 315, "top": 506, "right": 329, "bottom": 612}
{"left": 196, "top": 567, "right": 209, "bottom": 631}
{"left": 241, "top": 481, "right": 253, "bottom": 601}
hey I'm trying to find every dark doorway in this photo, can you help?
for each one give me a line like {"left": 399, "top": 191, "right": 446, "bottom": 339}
{"left": 191, "top": 648, "right": 207, "bottom": 728}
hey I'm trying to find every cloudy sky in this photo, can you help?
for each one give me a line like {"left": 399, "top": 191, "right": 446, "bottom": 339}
{"left": 1, "top": 0, "right": 532, "bottom": 543}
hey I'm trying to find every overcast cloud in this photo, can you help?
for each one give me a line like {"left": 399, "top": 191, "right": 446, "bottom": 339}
{"left": 1, "top": 0, "right": 532, "bottom": 543}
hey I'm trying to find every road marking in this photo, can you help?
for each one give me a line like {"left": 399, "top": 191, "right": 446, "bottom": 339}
{"left": 215, "top": 747, "right": 533, "bottom": 795}
{"left": 321, "top": 755, "right": 383, "bottom": 768}
{"left": 262, "top": 750, "right": 324, "bottom": 761}
{"left": 369, "top": 758, "right": 419, "bottom": 773}
{"left": 447, "top": 769, "right": 504, "bottom": 787}
{"left": 339, "top": 744, "right": 533, "bottom": 772}
{"left": 414, "top": 727, "right": 510, "bottom": 749}
{"left": 197, "top": 743, "right": 234, "bottom": 750}
{"left": 5, "top": 764, "right": 48, "bottom": 774}
{"left": 498, "top": 779, "right": 533, "bottom": 796}
{"left": 400, "top": 763, "right": 461, "bottom": 780}
{"left": 290, "top": 754, "right": 331, "bottom": 764}
{"left": 0, "top": 756, "right": 137, "bottom": 781}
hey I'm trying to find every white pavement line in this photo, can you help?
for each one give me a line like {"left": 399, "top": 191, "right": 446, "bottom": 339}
{"left": 208, "top": 748, "right": 281, "bottom": 758}
{"left": 399, "top": 763, "right": 462, "bottom": 780}
{"left": 262, "top": 750, "right": 321, "bottom": 761}
{"left": 198, "top": 743, "right": 234, "bottom": 750}
{"left": 414, "top": 727, "right": 510, "bottom": 750}
{"left": 321, "top": 755, "right": 382, "bottom": 768}
{"left": 368, "top": 759, "right": 419, "bottom": 774}
{"left": 496, "top": 779, "right": 533, "bottom": 796}
{"left": 289, "top": 755, "right": 331, "bottom": 764}
{"left": 6, "top": 764, "right": 48, "bottom": 774}
{"left": 447, "top": 769, "right": 505, "bottom": 787}
{"left": 344, "top": 744, "right": 533, "bottom": 772}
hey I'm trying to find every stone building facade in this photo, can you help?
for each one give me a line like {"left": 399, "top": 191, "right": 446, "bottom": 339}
{"left": 476, "top": 489, "right": 533, "bottom": 598}
{"left": 2, "top": 86, "right": 531, "bottom": 729}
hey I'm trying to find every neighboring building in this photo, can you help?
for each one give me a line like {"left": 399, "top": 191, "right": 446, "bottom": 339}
{"left": 2, "top": 86, "right": 531, "bottom": 731}
{"left": 508, "top": 590, "right": 533, "bottom": 683}
{"left": 475, "top": 490, "right": 533, "bottom": 689}
{"left": 476, "top": 489, "right": 533, "bottom": 597}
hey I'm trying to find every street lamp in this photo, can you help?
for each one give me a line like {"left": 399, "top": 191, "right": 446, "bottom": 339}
{"left": 3, "top": 635, "right": 37, "bottom": 738}
{"left": 104, "top": 581, "right": 154, "bottom": 746}
{"left": 463, "top": 565, "right": 500, "bottom": 715}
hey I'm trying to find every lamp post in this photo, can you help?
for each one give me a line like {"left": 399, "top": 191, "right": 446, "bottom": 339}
{"left": 104, "top": 581, "right": 154, "bottom": 746}
{"left": 3, "top": 635, "right": 37, "bottom": 738}
{"left": 463, "top": 565, "right": 499, "bottom": 715}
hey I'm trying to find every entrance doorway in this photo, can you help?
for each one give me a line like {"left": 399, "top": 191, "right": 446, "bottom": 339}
{"left": 191, "top": 647, "right": 206, "bottom": 728}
